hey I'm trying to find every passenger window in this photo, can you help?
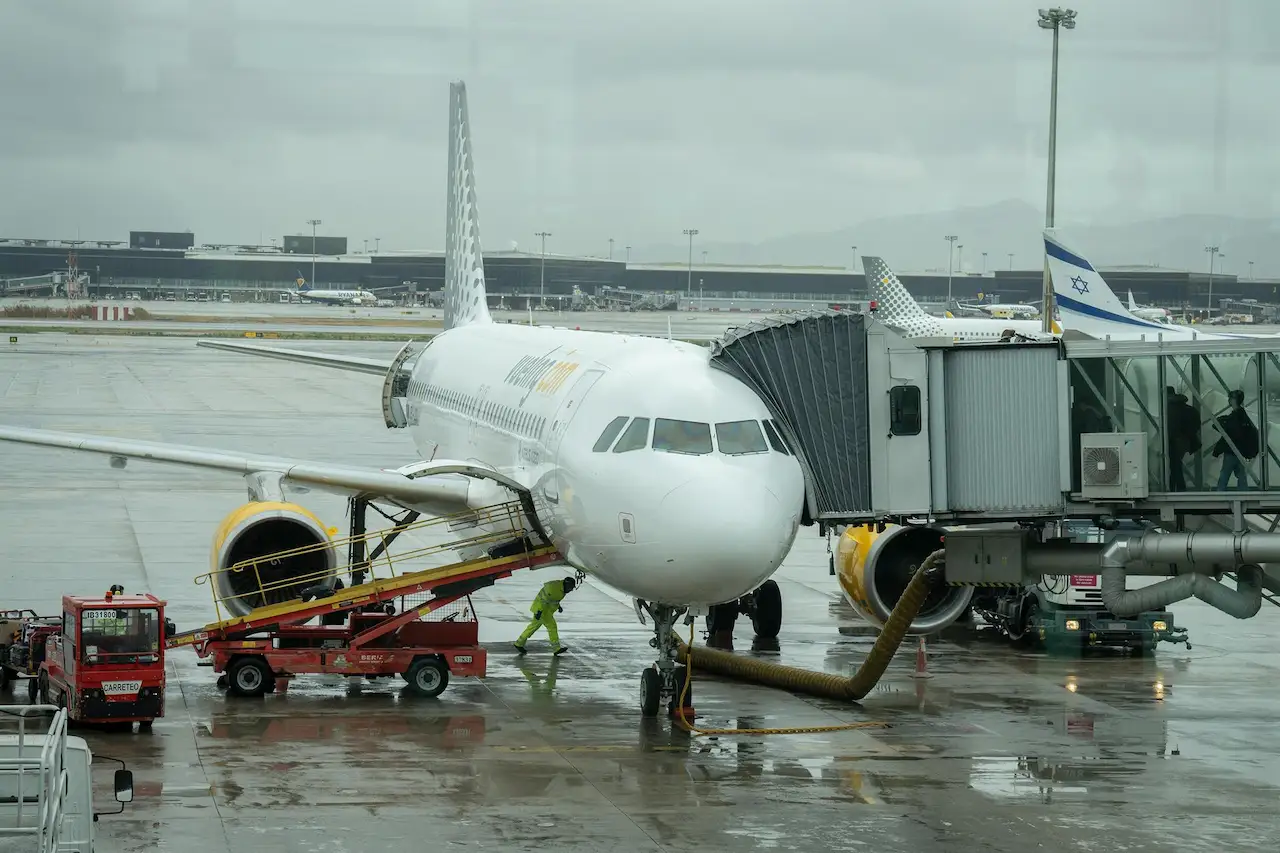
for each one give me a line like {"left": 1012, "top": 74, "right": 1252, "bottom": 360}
{"left": 889, "top": 385, "right": 922, "bottom": 436}
{"left": 594, "top": 417, "right": 630, "bottom": 452}
{"left": 653, "top": 419, "right": 713, "bottom": 455}
{"left": 715, "top": 420, "right": 768, "bottom": 455}
{"left": 612, "top": 417, "right": 650, "bottom": 453}
{"left": 762, "top": 420, "right": 790, "bottom": 455}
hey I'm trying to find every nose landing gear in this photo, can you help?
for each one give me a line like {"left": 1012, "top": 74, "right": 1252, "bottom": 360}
{"left": 635, "top": 600, "right": 692, "bottom": 718}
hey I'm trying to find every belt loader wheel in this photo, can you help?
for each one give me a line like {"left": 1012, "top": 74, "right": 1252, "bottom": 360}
{"left": 227, "top": 656, "right": 274, "bottom": 698}
{"left": 404, "top": 657, "right": 449, "bottom": 698}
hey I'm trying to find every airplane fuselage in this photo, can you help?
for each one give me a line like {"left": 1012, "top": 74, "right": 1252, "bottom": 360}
{"left": 401, "top": 322, "right": 807, "bottom": 606}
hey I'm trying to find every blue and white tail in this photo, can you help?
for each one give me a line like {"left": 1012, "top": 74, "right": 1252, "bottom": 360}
{"left": 1044, "top": 229, "right": 1183, "bottom": 338}
{"left": 443, "top": 81, "right": 492, "bottom": 331}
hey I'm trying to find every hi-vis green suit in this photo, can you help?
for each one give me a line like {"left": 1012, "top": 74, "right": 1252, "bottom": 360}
{"left": 515, "top": 579, "right": 570, "bottom": 651}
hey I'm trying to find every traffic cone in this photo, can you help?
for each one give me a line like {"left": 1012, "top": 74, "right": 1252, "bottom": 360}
{"left": 911, "top": 636, "right": 932, "bottom": 679}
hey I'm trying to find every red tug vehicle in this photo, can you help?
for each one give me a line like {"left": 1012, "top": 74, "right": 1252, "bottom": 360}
{"left": 32, "top": 586, "right": 171, "bottom": 730}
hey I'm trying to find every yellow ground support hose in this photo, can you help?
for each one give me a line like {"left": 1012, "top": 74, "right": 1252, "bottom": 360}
{"left": 670, "top": 547, "right": 945, "bottom": 735}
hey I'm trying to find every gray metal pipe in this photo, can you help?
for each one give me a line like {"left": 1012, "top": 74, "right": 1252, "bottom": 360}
{"left": 1099, "top": 565, "right": 1262, "bottom": 619}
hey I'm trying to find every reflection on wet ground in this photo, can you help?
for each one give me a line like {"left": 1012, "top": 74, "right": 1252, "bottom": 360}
{"left": 2, "top": 336, "right": 1279, "bottom": 851}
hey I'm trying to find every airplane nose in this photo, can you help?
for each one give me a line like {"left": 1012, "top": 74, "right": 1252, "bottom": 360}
{"left": 655, "top": 477, "right": 796, "bottom": 603}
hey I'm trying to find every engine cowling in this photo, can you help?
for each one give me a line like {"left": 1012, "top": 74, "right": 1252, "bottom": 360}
{"left": 211, "top": 502, "right": 339, "bottom": 617}
{"left": 835, "top": 523, "right": 972, "bottom": 634}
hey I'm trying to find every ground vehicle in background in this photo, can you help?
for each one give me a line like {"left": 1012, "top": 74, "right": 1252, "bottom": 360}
{"left": 0, "top": 704, "right": 134, "bottom": 853}
{"left": 1, "top": 610, "right": 61, "bottom": 697}
{"left": 37, "top": 590, "right": 171, "bottom": 730}
{"left": 972, "top": 521, "right": 1190, "bottom": 653}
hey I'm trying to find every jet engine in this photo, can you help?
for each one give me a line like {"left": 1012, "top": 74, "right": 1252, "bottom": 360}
{"left": 211, "top": 501, "right": 340, "bottom": 617}
{"left": 835, "top": 523, "right": 972, "bottom": 634}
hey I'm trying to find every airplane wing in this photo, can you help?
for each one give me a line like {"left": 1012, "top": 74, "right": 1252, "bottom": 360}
{"left": 195, "top": 339, "right": 396, "bottom": 376}
{"left": 0, "top": 426, "right": 527, "bottom": 512}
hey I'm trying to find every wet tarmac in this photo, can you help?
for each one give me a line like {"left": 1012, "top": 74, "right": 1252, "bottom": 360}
{"left": 2, "top": 335, "right": 1279, "bottom": 852}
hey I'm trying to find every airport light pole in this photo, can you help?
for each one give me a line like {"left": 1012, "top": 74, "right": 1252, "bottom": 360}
{"left": 981, "top": 251, "right": 988, "bottom": 274}
{"left": 307, "top": 219, "right": 321, "bottom": 288}
{"left": 957, "top": 244, "right": 964, "bottom": 275}
{"left": 1038, "top": 7, "right": 1077, "bottom": 333}
{"left": 945, "top": 235, "right": 958, "bottom": 307}
{"left": 1008, "top": 252, "right": 1014, "bottom": 271}
{"left": 625, "top": 245, "right": 631, "bottom": 263}
{"left": 608, "top": 237, "right": 614, "bottom": 260}
{"left": 536, "top": 231, "right": 552, "bottom": 307}
{"left": 1206, "top": 245, "right": 1221, "bottom": 315}
{"left": 683, "top": 229, "right": 699, "bottom": 296}
{"left": 375, "top": 237, "right": 380, "bottom": 253}
{"left": 850, "top": 245, "right": 857, "bottom": 273}
{"left": 1249, "top": 260, "right": 1254, "bottom": 280}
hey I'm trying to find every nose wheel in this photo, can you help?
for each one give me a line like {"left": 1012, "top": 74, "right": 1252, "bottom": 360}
{"left": 635, "top": 600, "right": 692, "bottom": 718}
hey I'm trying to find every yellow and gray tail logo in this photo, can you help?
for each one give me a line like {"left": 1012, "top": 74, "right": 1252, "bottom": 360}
{"left": 444, "top": 81, "right": 493, "bottom": 331}
{"left": 861, "top": 255, "right": 944, "bottom": 338}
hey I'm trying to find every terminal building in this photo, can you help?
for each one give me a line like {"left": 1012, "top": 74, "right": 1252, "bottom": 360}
{"left": 1, "top": 230, "right": 1274, "bottom": 312}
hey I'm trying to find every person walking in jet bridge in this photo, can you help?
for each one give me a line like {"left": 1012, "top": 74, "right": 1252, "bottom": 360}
{"left": 513, "top": 576, "right": 576, "bottom": 655}
{"left": 1165, "top": 386, "right": 1200, "bottom": 491}
{"left": 1212, "top": 389, "right": 1258, "bottom": 491}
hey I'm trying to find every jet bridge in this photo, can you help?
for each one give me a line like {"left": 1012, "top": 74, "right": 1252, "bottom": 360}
{"left": 711, "top": 313, "right": 1280, "bottom": 621}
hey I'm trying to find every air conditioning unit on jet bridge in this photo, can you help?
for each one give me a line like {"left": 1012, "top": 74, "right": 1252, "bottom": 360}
{"left": 1079, "top": 432, "right": 1148, "bottom": 501}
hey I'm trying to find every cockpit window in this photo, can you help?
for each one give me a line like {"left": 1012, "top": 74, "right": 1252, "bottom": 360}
{"left": 652, "top": 419, "right": 713, "bottom": 455}
{"left": 593, "top": 416, "right": 629, "bottom": 452}
{"left": 715, "top": 420, "right": 768, "bottom": 455}
{"left": 612, "top": 417, "right": 650, "bottom": 453}
{"left": 762, "top": 419, "right": 791, "bottom": 455}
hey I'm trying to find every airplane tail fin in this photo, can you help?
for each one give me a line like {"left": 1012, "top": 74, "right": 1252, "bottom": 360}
{"left": 1044, "top": 229, "right": 1165, "bottom": 334}
{"left": 861, "top": 256, "right": 942, "bottom": 336}
{"left": 1127, "top": 289, "right": 1138, "bottom": 311}
{"left": 443, "top": 81, "right": 492, "bottom": 331}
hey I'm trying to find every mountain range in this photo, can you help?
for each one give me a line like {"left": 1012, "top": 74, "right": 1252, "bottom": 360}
{"left": 626, "top": 200, "right": 1279, "bottom": 278}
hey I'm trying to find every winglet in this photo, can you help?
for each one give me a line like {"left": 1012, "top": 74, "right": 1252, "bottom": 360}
{"left": 444, "top": 81, "right": 492, "bottom": 331}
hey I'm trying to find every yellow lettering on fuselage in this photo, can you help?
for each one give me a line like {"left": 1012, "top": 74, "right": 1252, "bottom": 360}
{"left": 536, "top": 361, "right": 579, "bottom": 394}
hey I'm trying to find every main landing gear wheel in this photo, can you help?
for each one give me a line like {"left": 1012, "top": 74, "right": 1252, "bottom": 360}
{"left": 404, "top": 657, "right": 449, "bottom": 698}
{"left": 26, "top": 676, "right": 38, "bottom": 703}
{"left": 750, "top": 580, "right": 782, "bottom": 640}
{"left": 227, "top": 656, "right": 275, "bottom": 698}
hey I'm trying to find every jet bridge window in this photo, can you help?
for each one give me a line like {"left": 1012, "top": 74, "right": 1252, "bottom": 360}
{"left": 653, "top": 419, "right": 713, "bottom": 455}
{"left": 715, "top": 420, "right": 768, "bottom": 455}
{"left": 612, "top": 417, "right": 650, "bottom": 453}
{"left": 889, "top": 385, "right": 922, "bottom": 436}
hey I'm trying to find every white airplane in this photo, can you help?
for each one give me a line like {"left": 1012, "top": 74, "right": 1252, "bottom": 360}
{"left": 296, "top": 281, "right": 378, "bottom": 306}
{"left": 0, "top": 81, "right": 806, "bottom": 717}
{"left": 1126, "top": 289, "right": 1172, "bottom": 324}
{"left": 862, "top": 255, "right": 1060, "bottom": 341}
{"left": 1044, "top": 229, "right": 1260, "bottom": 341}
{"left": 958, "top": 301, "right": 1041, "bottom": 320}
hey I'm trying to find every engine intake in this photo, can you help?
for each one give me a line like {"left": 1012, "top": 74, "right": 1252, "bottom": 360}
{"left": 211, "top": 502, "right": 339, "bottom": 617}
{"left": 835, "top": 524, "right": 973, "bottom": 634}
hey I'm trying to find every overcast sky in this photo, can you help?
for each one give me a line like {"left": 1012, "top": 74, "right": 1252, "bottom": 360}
{"left": 1, "top": 0, "right": 1276, "bottom": 261}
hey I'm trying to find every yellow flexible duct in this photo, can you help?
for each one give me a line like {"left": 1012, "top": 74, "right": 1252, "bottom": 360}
{"left": 674, "top": 548, "right": 945, "bottom": 704}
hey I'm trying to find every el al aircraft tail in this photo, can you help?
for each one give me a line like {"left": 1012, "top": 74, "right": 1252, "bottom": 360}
{"left": 444, "top": 81, "right": 492, "bottom": 331}
{"left": 1044, "top": 229, "right": 1171, "bottom": 336}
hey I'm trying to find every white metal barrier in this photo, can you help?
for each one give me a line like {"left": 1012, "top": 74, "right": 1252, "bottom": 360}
{"left": 0, "top": 704, "right": 69, "bottom": 853}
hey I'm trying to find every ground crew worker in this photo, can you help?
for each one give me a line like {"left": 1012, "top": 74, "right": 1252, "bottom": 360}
{"left": 513, "top": 576, "right": 576, "bottom": 655}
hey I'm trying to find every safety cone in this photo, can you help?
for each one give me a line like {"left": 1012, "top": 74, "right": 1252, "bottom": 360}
{"left": 911, "top": 636, "right": 932, "bottom": 679}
